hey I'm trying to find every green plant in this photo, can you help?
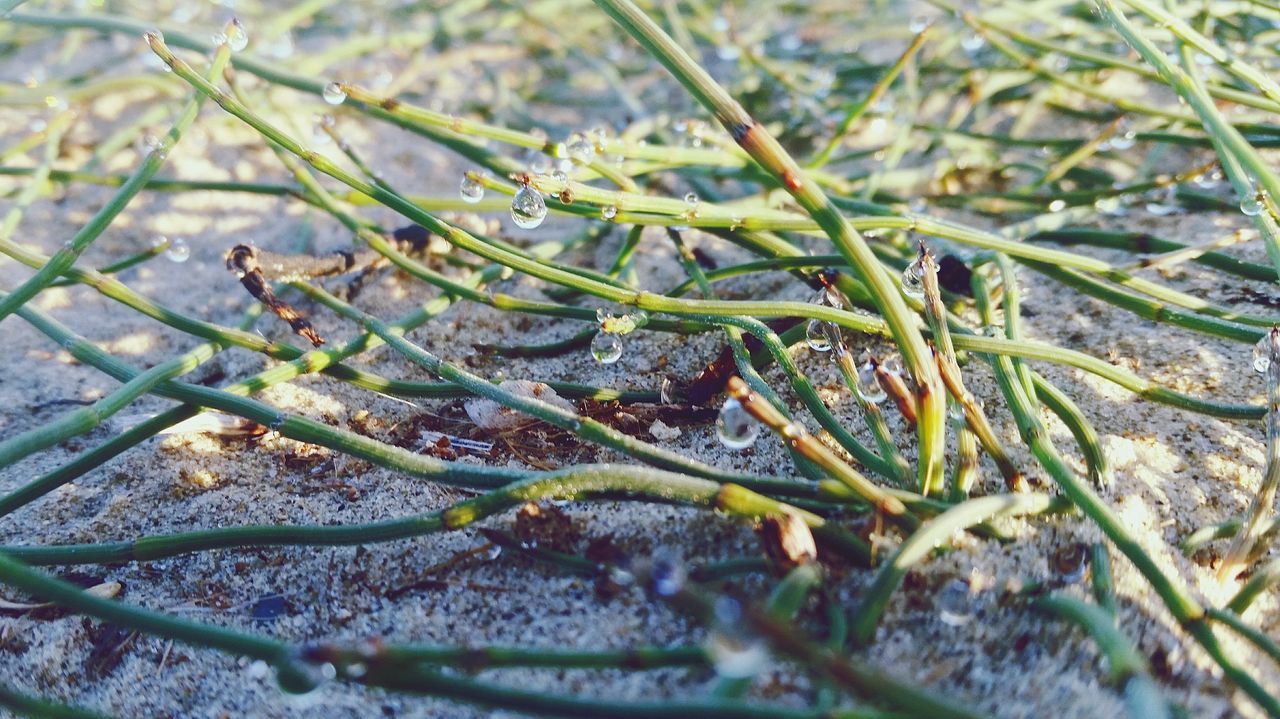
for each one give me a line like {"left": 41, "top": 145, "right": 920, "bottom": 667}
{"left": 5, "top": 1, "right": 1280, "bottom": 717}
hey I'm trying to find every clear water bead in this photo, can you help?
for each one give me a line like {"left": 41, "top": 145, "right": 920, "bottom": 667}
{"left": 684, "top": 192, "right": 699, "bottom": 206}
{"left": 1254, "top": 334, "right": 1273, "bottom": 373}
{"left": 937, "top": 578, "right": 974, "bottom": 626}
{"left": 805, "top": 319, "right": 832, "bottom": 352}
{"left": 322, "top": 82, "right": 346, "bottom": 105}
{"left": 590, "top": 332, "right": 622, "bottom": 364}
{"left": 1194, "top": 170, "right": 1222, "bottom": 189}
{"left": 855, "top": 360, "right": 887, "bottom": 404}
{"left": 1110, "top": 129, "right": 1136, "bottom": 151}
{"left": 527, "top": 152, "right": 551, "bottom": 174}
{"left": 224, "top": 18, "right": 248, "bottom": 52}
{"left": 166, "top": 237, "right": 190, "bottom": 263}
{"left": 1241, "top": 192, "right": 1265, "bottom": 217}
{"left": 566, "top": 133, "right": 595, "bottom": 165}
{"left": 601, "top": 205, "right": 618, "bottom": 220}
{"left": 716, "top": 398, "right": 759, "bottom": 449}
{"left": 901, "top": 258, "right": 925, "bottom": 300}
{"left": 706, "top": 597, "right": 768, "bottom": 678}
{"left": 459, "top": 175, "right": 485, "bottom": 204}
{"left": 650, "top": 547, "right": 685, "bottom": 597}
{"left": 510, "top": 185, "right": 548, "bottom": 229}
{"left": 960, "top": 32, "right": 985, "bottom": 53}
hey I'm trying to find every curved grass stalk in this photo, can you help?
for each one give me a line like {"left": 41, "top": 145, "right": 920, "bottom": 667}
{"left": 10, "top": 297, "right": 823, "bottom": 499}
{"left": 970, "top": 272, "right": 1280, "bottom": 717}
{"left": 2, "top": 468, "right": 847, "bottom": 567}
{"left": 725, "top": 376, "right": 910, "bottom": 519}
{"left": 1225, "top": 559, "right": 1280, "bottom": 615}
{"left": 921, "top": 249, "right": 1025, "bottom": 493}
{"left": 0, "top": 343, "right": 216, "bottom": 471}
{"left": 589, "top": 0, "right": 947, "bottom": 496}
{"left": 1219, "top": 327, "right": 1280, "bottom": 580}
{"left": 298, "top": 281, "right": 800, "bottom": 485}
{"left": 0, "top": 683, "right": 108, "bottom": 719}
{"left": 1032, "top": 594, "right": 1171, "bottom": 719}
{"left": 141, "top": 37, "right": 1268, "bottom": 424}
{"left": 1029, "top": 228, "right": 1276, "bottom": 283}
{"left": 0, "top": 551, "right": 830, "bottom": 719}
{"left": 0, "top": 45, "right": 230, "bottom": 324}
{"left": 848, "top": 492, "right": 1055, "bottom": 645}
{"left": 1098, "top": 0, "right": 1280, "bottom": 277}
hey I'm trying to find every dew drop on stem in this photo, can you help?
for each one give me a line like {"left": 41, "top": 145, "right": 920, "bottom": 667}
{"left": 322, "top": 82, "right": 346, "bottom": 105}
{"left": 806, "top": 319, "right": 832, "bottom": 352}
{"left": 650, "top": 547, "right": 685, "bottom": 597}
{"left": 936, "top": 578, "right": 975, "bottom": 626}
{"left": 1241, "top": 191, "right": 1265, "bottom": 217}
{"left": 459, "top": 175, "right": 485, "bottom": 204}
{"left": 706, "top": 597, "right": 768, "bottom": 679}
{"left": 165, "top": 237, "right": 190, "bottom": 263}
{"left": 565, "top": 132, "right": 595, "bottom": 165}
{"left": 510, "top": 185, "right": 547, "bottom": 229}
{"left": 901, "top": 257, "right": 925, "bottom": 300}
{"left": 590, "top": 332, "right": 622, "bottom": 364}
{"left": 855, "top": 359, "right": 887, "bottom": 404}
{"left": 1254, "top": 333, "right": 1275, "bottom": 373}
{"left": 715, "top": 398, "right": 759, "bottom": 449}
{"left": 601, "top": 205, "right": 618, "bottom": 221}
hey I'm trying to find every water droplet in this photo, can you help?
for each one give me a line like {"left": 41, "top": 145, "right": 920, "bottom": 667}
{"left": 1194, "top": 169, "right": 1223, "bottom": 189}
{"left": 311, "top": 114, "right": 334, "bottom": 145}
{"left": 269, "top": 414, "right": 286, "bottom": 430}
{"left": 526, "top": 151, "right": 551, "bottom": 174}
{"left": 908, "top": 16, "right": 929, "bottom": 33}
{"left": 947, "top": 401, "right": 965, "bottom": 427}
{"left": 486, "top": 544, "right": 502, "bottom": 560}
{"left": 551, "top": 169, "right": 568, "bottom": 184}
{"left": 937, "top": 578, "right": 974, "bottom": 626}
{"left": 1241, "top": 191, "right": 1265, "bottom": 217}
{"left": 344, "top": 662, "right": 367, "bottom": 679}
{"left": 590, "top": 332, "right": 623, "bottom": 364}
{"left": 806, "top": 319, "right": 833, "bottom": 352}
{"left": 265, "top": 31, "right": 294, "bottom": 59}
{"left": 165, "top": 237, "right": 190, "bottom": 263}
{"left": 960, "top": 32, "right": 985, "bottom": 53}
{"left": 650, "top": 547, "right": 685, "bottom": 596}
{"left": 322, "top": 82, "right": 346, "bottom": 105}
{"left": 1254, "top": 333, "right": 1273, "bottom": 373}
{"left": 716, "top": 398, "right": 759, "bottom": 449}
{"left": 706, "top": 597, "right": 768, "bottom": 678}
{"left": 855, "top": 360, "right": 887, "bottom": 404}
{"left": 901, "top": 258, "right": 925, "bottom": 300}
{"left": 224, "top": 18, "right": 248, "bottom": 51}
{"left": 1145, "top": 186, "right": 1179, "bottom": 216}
{"left": 684, "top": 192, "right": 699, "bottom": 206}
{"left": 1093, "top": 196, "right": 1124, "bottom": 215}
{"left": 1051, "top": 543, "right": 1089, "bottom": 584}
{"left": 660, "top": 377, "right": 675, "bottom": 404}
{"left": 565, "top": 133, "right": 595, "bottom": 165}
{"left": 1110, "top": 128, "right": 1136, "bottom": 151}
{"left": 1047, "top": 199, "right": 1067, "bottom": 213}
{"left": 275, "top": 656, "right": 336, "bottom": 698}
{"left": 600, "top": 205, "right": 618, "bottom": 220}
{"left": 510, "top": 185, "right": 547, "bottom": 229}
{"left": 459, "top": 175, "right": 485, "bottom": 204}
{"left": 608, "top": 566, "right": 635, "bottom": 586}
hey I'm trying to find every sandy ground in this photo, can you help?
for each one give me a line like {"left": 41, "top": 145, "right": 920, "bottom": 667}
{"left": 2, "top": 4, "right": 1280, "bottom": 718}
